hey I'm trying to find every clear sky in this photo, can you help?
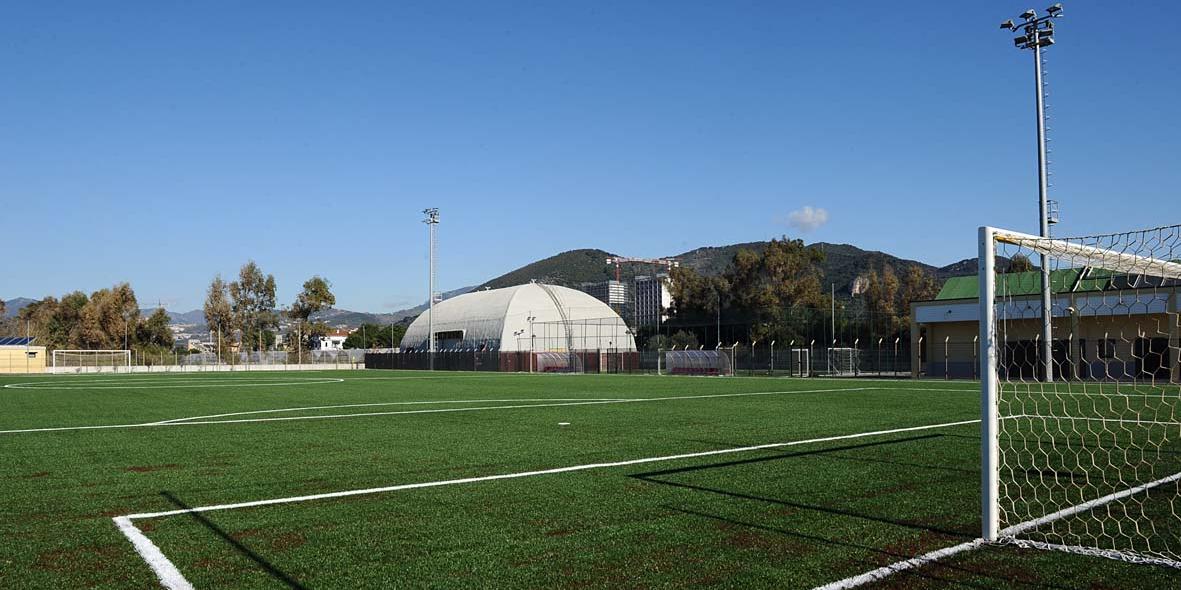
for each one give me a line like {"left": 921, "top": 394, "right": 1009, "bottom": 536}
{"left": 3, "top": 1, "right": 1179, "bottom": 312}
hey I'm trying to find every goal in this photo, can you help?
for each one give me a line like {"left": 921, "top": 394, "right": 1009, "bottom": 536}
{"left": 51, "top": 350, "right": 132, "bottom": 374}
{"left": 979, "top": 225, "right": 1181, "bottom": 568}
{"left": 790, "top": 348, "right": 811, "bottom": 376}
{"left": 826, "top": 347, "right": 860, "bottom": 376}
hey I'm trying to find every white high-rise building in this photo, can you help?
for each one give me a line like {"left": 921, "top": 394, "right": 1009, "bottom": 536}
{"left": 634, "top": 274, "right": 672, "bottom": 327}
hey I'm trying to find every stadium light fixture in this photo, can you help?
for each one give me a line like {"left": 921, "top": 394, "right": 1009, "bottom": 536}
{"left": 997, "top": 4, "right": 1064, "bottom": 384}
{"left": 1000, "top": 19, "right": 1016, "bottom": 30}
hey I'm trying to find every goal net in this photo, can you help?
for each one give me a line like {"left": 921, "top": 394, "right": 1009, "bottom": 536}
{"left": 980, "top": 225, "right": 1181, "bottom": 568}
{"left": 51, "top": 350, "right": 132, "bottom": 374}
{"left": 665, "top": 349, "right": 733, "bottom": 376}
{"left": 790, "top": 348, "right": 810, "bottom": 376}
{"left": 826, "top": 347, "right": 860, "bottom": 376}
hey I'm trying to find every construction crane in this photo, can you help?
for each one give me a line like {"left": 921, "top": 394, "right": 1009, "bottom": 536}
{"left": 605, "top": 256, "right": 680, "bottom": 282}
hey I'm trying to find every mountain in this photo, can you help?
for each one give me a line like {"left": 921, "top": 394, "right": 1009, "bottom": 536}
{"left": 469, "top": 242, "right": 958, "bottom": 299}
{"left": 324, "top": 285, "right": 476, "bottom": 328}
{"left": 3, "top": 298, "right": 37, "bottom": 318}
{"left": 477, "top": 250, "right": 617, "bottom": 291}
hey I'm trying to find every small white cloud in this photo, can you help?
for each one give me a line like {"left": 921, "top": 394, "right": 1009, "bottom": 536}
{"left": 786, "top": 206, "right": 829, "bottom": 232}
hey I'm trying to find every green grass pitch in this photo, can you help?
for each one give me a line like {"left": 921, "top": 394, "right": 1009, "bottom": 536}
{"left": 1, "top": 370, "right": 1177, "bottom": 588}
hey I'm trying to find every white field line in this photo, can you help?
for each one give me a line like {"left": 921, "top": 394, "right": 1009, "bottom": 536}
{"left": 811, "top": 538, "right": 988, "bottom": 590}
{"left": 812, "top": 469, "right": 1181, "bottom": 588}
{"left": 113, "top": 517, "right": 195, "bottom": 590}
{"left": 3, "top": 378, "right": 344, "bottom": 390}
{"left": 151, "top": 398, "right": 629, "bottom": 424}
{"left": 1000, "top": 470, "right": 1181, "bottom": 538}
{"left": 117, "top": 414, "right": 981, "bottom": 517}
{"left": 0, "top": 386, "right": 880, "bottom": 435}
{"left": 114, "top": 419, "right": 979, "bottom": 588}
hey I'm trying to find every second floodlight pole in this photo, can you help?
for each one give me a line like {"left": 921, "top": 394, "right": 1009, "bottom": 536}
{"left": 1003, "top": 5, "right": 1062, "bottom": 383}
{"left": 424, "top": 208, "right": 440, "bottom": 371}
{"left": 1032, "top": 29, "right": 1054, "bottom": 383}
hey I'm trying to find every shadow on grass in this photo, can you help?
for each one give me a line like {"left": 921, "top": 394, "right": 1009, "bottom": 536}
{"left": 161, "top": 491, "right": 308, "bottom": 590}
{"left": 630, "top": 434, "right": 973, "bottom": 538}
{"left": 670, "top": 506, "right": 1076, "bottom": 590}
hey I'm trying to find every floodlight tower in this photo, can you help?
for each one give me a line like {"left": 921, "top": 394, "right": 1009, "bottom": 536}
{"left": 1000, "top": 4, "right": 1063, "bottom": 382}
{"left": 423, "top": 208, "right": 440, "bottom": 370}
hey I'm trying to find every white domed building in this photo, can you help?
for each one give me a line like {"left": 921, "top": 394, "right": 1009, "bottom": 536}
{"left": 401, "top": 283, "right": 636, "bottom": 353}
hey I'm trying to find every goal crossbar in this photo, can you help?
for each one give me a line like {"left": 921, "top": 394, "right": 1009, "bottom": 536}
{"left": 994, "top": 227, "right": 1181, "bottom": 280}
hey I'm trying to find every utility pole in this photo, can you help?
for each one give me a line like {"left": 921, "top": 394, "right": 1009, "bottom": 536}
{"left": 1001, "top": 4, "right": 1063, "bottom": 382}
{"left": 423, "top": 208, "right": 440, "bottom": 371}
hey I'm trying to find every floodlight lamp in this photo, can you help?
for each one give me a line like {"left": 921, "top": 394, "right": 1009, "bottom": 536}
{"left": 1014, "top": 35, "right": 1030, "bottom": 46}
{"left": 1038, "top": 36, "right": 1055, "bottom": 47}
{"left": 1000, "top": 19, "right": 1016, "bottom": 30}
{"left": 1021, "top": 9, "right": 1037, "bottom": 19}
{"left": 1046, "top": 3, "right": 1062, "bottom": 15}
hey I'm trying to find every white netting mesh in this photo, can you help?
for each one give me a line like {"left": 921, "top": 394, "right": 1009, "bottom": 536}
{"left": 989, "top": 225, "right": 1181, "bottom": 567}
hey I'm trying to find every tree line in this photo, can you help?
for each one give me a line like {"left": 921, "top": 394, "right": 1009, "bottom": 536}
{"left": 12, "top": 284, "right": 173, "bottom": 356}
{"left": 663, "top": 236, "right": 940, "bottom": 346}
{"left": 203, "top": 261, "right": 338, "bottom": 353}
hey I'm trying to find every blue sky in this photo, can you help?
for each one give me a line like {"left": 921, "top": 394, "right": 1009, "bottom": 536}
{"left": 2, "top": 1, "right": 1179, "bottom": 312}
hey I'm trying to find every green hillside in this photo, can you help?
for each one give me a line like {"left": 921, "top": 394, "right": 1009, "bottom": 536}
{"left": 472, "top": 241, "right": 978, "bottom": 299}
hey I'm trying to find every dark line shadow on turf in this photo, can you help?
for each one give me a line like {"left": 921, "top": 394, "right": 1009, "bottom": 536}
{"left": 670, "top": 506, "right": 1076, "bottom": 590}
{"left": 160, "top": 491, "right": 309, "bottom": 590}
{"left": 631, "top": 435, "right": 973, "bottom": 538}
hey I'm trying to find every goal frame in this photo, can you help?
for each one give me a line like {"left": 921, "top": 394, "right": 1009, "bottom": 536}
{"left": 979, "top": 224, "right": 1181, "bottom": 552}
{"left": 51, "top": 349, "right": 132, "bottom": 374}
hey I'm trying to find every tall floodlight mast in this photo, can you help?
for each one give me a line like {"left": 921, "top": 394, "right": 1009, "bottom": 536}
{"left": 423, "top": 208, "right": 440, "bottom": 370}
{"left": 1000, "top": 4, "right": 1064, "bottom": 382}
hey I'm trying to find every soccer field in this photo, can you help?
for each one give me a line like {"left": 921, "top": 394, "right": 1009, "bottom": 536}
{"left": 1, "top": 371, "right": 1177, "bottom": 589}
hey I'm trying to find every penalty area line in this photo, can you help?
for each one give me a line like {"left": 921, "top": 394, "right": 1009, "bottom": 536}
{"left": 113, "top": 418, "right": 978, "bottom": 590}
{"left": 2, "top": 386, "right": 880, "bottom": 435}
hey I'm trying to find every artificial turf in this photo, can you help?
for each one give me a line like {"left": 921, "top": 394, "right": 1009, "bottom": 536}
{"left": 0, "top": 370, "right": 1177, "bottom": 588}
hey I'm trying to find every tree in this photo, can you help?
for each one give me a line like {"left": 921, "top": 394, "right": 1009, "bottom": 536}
{"left": 78, "top": 283, "right": 139, "bottom": 349}
{"left": 136, "top": 308, "right": 174, "bottom": 349}
{"left": 863, "top": 265, "right": 902, "bottom": 335}
{"left": 288, "top": 276, "right": 336, "bottom": 351}
{"left": 203, "top": 275, "right": 235, "bottom": 347}
{"left": 343, "top": 323, "right": 405, "bottom": 349}
{"left": 229, "top": 261, "right": 278, "bottom": 352}
{"left": 668, "top": 330, "right": 700, "bottom": 350}
{"left": 900, "top": 264, "right": 940, "bottom": 319}
{"left": 1007, "top": 254, "right": 1035, "bottom": 273}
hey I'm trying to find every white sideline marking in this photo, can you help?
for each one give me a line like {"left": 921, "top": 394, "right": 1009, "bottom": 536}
{"left": 112, "top": 418, "right": 978, "bottom": 588}
{"left": 1001, "top": 469, "right": 1181, "bottom": 537}
{"left": 812, "top": 470, "right": 1181, "bottom": 588}
{"left": 3, "top": 378, "right": 344, "bottom": 390}
{"left": 812, "top": 538, "right": 987, "bottom": 590}
{"left": 123, "top": 419, "right": 979, "bottom": 520}
{"left": 151, "top": 398, "right": 628, "bottom": 424}
{"left": 1, "top": 387, "right": 881, "bottom": 435}
{"left": 113, "top": 517, "right": 194, "bottom": 590}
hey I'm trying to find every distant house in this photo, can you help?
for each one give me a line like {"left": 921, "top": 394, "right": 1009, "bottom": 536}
{"left": 313, "top": 328, "right": 351, "bottom": 351}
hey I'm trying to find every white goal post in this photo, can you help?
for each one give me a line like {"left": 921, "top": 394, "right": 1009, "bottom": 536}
{"left": 51, "top": 350, "right": 132, "bottom": 374}
{"left": 979, "top": 225, "right": 1181, "bottom": 569}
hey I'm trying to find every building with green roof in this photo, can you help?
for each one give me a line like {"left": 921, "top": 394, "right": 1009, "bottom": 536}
{"left": 910, "top": 268, "right": 1179, "bottom": 380}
